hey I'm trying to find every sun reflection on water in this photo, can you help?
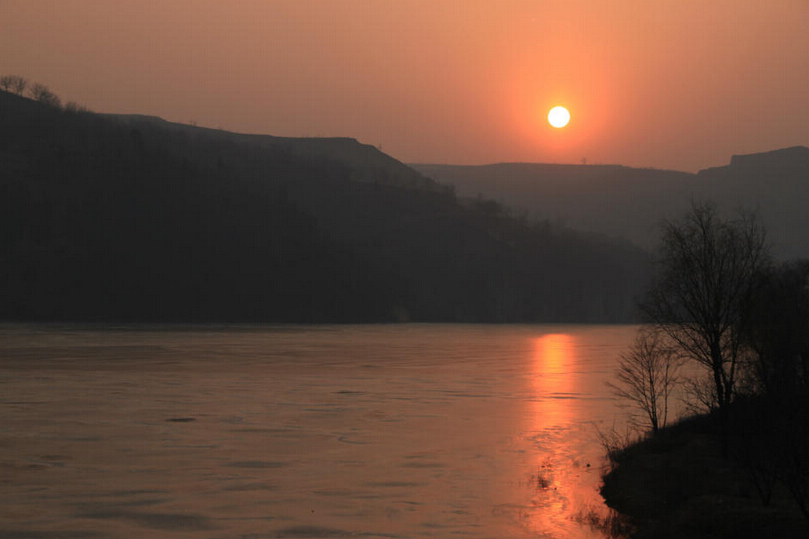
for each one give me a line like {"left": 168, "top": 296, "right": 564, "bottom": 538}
{"left": 533, "top": 333, "right": 575, "bottom": 425}
{"left": 525, "top": 332, "right": 612, "bottom": 539}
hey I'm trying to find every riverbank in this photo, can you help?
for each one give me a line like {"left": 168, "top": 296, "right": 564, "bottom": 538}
{"left": 600, "top": 411, "right": 808, "bottom": 538}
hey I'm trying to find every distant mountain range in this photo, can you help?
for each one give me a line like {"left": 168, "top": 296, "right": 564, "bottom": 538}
{"left": 0, "top": 90, "right": 649, "bottom": 322}
{"left": 414, "top": 146, "right": 809, "bottom": 260}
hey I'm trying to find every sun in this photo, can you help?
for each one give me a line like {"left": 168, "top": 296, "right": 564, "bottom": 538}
{"left": 548, "top": 106, "right": 570, "bottom": 128}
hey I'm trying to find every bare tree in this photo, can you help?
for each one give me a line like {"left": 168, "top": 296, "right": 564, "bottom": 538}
{"left": 681, "top": 373, "right": 719, "bottom": 415}
{"left": 10, "top": 75, "right": 27, "bottom": 95}
{"left": 28, "top": 83, "right": 62, "bottom": 109}
{"left": 64, "top": 101, "right": 90, "bottom": 114}
{"left": 29, "top": 82, "right": 50, "bottom": 101}
{"left": 641, "top": 202, "right": 769, "bottom": 409}
{"left": 608, "top": 328, "right": 682, "bottom": 433}
{"left": 0, "top": 75, "right": 28, "bottom": 95}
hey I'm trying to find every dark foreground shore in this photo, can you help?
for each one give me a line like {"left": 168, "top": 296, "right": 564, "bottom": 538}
{"left": 600, "top": 412, "right": 808, "bottom": 539}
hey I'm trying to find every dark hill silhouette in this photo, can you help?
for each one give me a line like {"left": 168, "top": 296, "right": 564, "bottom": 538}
{"left": 414, "top": 150, "right": 809, "bottom": 260}
{"left": 0, "top": 90, "right": 649, "bottom": 322}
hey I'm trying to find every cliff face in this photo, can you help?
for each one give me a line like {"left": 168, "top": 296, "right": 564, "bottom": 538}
{"left": 725, "top": 146, "right": 809, "bottom": 171}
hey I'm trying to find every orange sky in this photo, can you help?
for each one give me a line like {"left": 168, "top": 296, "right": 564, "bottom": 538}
{"left": 2, "top": 0, "right": 807, "bottom": 171}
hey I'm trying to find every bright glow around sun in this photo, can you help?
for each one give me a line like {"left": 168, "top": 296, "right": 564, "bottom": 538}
{"left": 548, "top": 106, "right": 570, "bottom": 128}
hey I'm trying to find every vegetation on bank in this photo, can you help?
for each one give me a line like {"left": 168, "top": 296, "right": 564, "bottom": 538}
{"left": 602, "top": 204, "right": 809, "bottom": 538}
{"left": 601, "top": 409, "right": 808, "bottom": 539}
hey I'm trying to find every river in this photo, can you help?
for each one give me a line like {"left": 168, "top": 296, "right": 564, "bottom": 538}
{"left": 0, "top": 323, "right": 638, "bottom": 538}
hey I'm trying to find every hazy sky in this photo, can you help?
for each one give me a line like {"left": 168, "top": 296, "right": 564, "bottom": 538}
{"left": 2, "top": 0, "right": 807, "bottom": 171}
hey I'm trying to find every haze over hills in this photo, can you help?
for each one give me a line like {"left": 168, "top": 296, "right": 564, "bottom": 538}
{"left": 0, "top": 90, "right": 649, "bottom": 323}
{"left": 414, "top": 147, "right": 809, "bottom": 260}
{"left": 697, "top": 146, "right": 809, "bottom": 259}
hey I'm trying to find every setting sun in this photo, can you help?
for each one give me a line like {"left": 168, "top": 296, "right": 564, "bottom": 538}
{"left": 548, "top": 106, "right": 570, "bottom": 128}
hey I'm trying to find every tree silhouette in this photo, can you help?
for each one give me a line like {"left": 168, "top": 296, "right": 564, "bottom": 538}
{"left": 641, "top": 202, "right": 769, "bottom": 408}
{"left": 608, "top": 328, "right": 682, "bottom": 433}
{"left": 28, "top": 83, "right": 61, "bottom": 108}
{"left": 745, "top": 261, "right": 809, "bottom": 399}
{"left": 0, "top": 75, "right": 28, "bottom": 95}
{"left": 739, "top": 261, "right": 809, "bottom": 518}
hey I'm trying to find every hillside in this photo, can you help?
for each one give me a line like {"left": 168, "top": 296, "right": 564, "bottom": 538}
{"left": 414, "top": 152, "right": 809, "bottom": 260}
{"left": 104, "top": 113, "right": 441, "bottom": 192}
{"left": 0, "top": 90, "right": 649, "bottom": 322}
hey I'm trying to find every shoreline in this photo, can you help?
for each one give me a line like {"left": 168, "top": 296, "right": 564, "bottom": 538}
{"left": 600, "top": 411, "right": 808, "bottom": 538}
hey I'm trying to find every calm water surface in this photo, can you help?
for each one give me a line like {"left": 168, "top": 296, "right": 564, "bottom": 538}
{"left": 0, "top": 324, "right": 637, "bottom": 539}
